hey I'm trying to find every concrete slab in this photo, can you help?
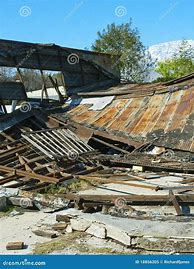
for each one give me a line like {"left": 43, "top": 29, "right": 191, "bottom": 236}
{"left": 86, "top": 223, "right": 106, "bottom": 239}
{"left": 61, "top": 209, "right": 194, "bottom": 240}
{"left": 0, "top": 195, "right": 7, "bottom": 211}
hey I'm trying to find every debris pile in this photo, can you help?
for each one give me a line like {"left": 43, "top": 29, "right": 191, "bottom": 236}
{"left": 0, "top": 39, "right": 194, "bottom": 254}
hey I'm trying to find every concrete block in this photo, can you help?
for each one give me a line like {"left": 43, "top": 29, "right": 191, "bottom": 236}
{"left": 106, "top": 225, "right": 131, "bottom": 246}
{"left": 70, "top": 218, "right": 92, "bottom": 231}
{"left": 86, "top": 223, "right": 106, "bottom": 239}
{"left": 8, "top": 197, "right": 33, "bottom": 208}
{"left": 6, "top": 242, "right": 25, "bottom": 250}
{"left": 0, "top": 187, "right": 19, "bottom": 197}
{"left": 0, "top": 195, "right": 7, "bottom": 211}
{"left": 132, "top": 166, "right": 144, "bottom": 172}
{"left": 66, "top": 225, "right": 73, "bottom": 233}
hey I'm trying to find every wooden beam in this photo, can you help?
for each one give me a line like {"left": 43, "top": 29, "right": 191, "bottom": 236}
{"left": 62, "top": 193, "right": 194, "bottom": 205}
{"left": 0, "top": 165, "right": 59, "bottom": 184}
{"left": 169, "top": 190, "right": 183, "bottom": 215}
{"left": 77, "top": 175, "right": 156, "bottom": 190}
{"left": 90, "top": 136, "right": 129, "bottom": 154}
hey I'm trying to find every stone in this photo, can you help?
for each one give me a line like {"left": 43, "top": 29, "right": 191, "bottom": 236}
{"left": 132, "top": 165, "right": 144, "bottom": 172}
{"left": 6, "top": 242, "right": 25, "bottom": 250}
{"left": 56, "top": 214, "right": 71, "bottom": 223}
{"left": 0, "top": 187, "right": 19, "bottom": 197}
{"left": 9, "top": 210, "right": 24, "bottom": 217}
{"left": 132, "top": 237, "right": 194, "bottom": 253}
{"left": 106, "top": 225, "right": 131, "bottom": 246}
{"left": 0, "top": 195, "right": 7, "bottom": 211}
{"left": 86, "top": 223, "right": 106, "bottom": 239}
{"left": 70, "top": 218, "right": 92, "bottom": 231}
{"left": 66, "top": 225, "right": 73, "bottom": 233}
{"left": 52, "top": 223, "right": 68, "bottom": 231}
{"left": 8, "top": 197, "right": 33, "bottom": 208}
{"left": 33, "top": 230, "right": 58, "bottom": 238}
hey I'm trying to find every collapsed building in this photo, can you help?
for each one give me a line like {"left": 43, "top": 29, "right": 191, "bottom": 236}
{"left": 0, "top": 39, "right": 194, "bottom": 254}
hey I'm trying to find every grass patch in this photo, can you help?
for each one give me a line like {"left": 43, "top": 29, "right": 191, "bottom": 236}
{"left": 33, "top": 232, "right": 85, "bottom": 254}
{"left": 44, "top": 179, "right": 91, "bottom": 195}
{"left": 33, "top": 231, "right": 135, "bottom": 255}
{"left": 0, "top": 206, "right": 15, "bottom": 218}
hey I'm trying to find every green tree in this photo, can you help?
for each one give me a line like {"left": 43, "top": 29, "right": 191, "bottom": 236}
{"left": 91, "top": 21, "right": 153, "bottom": 83}
{"left": 14, "top": 69, "right": 45, "bottom": 91}
{"left": 155, "top": 40, "right": 194, "bottom": 81}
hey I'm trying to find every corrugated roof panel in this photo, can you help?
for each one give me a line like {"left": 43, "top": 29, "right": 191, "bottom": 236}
{"left": 168, "top": 89, "right": 194, "bottom": 132}
{"left": 123, "top": 97, "right": 150, "bottom": 133}
{"left": 106, "top": 99, "right": 131, "bottom": 130}
{"left": 155, "top": 91, "right": 182, "bottom": 132}
{"left": 92, "top": 105, "right": 121, "bottom": 127}
{"left": 66, "top": 78, "right": 194, "bottom": 152}
{"left": 131, "top": 94, "right": 167, "bottom": 137}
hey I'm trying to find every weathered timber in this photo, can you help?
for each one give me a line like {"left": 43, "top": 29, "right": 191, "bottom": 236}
{"left": 6, "top": 242, "right": 25, "bottom": 250}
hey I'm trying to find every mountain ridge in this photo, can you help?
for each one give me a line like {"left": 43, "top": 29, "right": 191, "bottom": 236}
{"left": 148, "top": 40, "right": 194, "bottom": 62}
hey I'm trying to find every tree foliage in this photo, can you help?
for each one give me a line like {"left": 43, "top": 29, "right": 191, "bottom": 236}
{"left": 91, "top": 21, "right": 153, "bottom": 83}
{"left": 14, "top": 69, "right": 43, "bottom": 91}
{"left": 155, "top": 40, "right": 194, "bottom": 81}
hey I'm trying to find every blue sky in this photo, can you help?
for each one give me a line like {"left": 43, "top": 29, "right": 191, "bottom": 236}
{"left": 0, "top": 0, "right": 194, "bottom": 49}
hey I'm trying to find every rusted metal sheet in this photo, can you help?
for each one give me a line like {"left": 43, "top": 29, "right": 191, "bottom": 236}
{"left": 66, "top": 77, "right": 194, "bottom": 152}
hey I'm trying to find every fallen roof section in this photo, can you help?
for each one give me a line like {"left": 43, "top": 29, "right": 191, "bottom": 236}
{"left": 65, "top": 74, "right": 194, "bottom": 152}
{"left": 0, "top": 82, "right": 27, "bottom": 100}
{"left": 0, "top": 39, "right": 120, "bottom": 93}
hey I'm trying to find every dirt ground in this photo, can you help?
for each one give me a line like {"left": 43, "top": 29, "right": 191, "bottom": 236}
{"left": 0, "top": 208, "right": 161, "bottom": 255}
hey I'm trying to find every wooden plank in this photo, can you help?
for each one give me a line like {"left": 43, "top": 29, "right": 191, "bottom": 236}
{"left": 52, "top": 223, "right": 68, "bottom": 231}
{"left": 6, "top": 242, "right": 24, "bottom": 250}
{"left": 62, "top": 194, "right": 194, "bottom": 204}
{"left": 169, "top": 190, "right": 183, "bottom": 215}
{"left": 0, "top": 165, "right": 59, "bottom": 184}
{"left": 90, "top": 136, "right": 129, "bottom": 154}
{"left": 77, "top": 175, "right": 156, "bottom": 190}
{"left": 33, "top": 230, "right": 58, "bottom": 238}
{"left": 56, "top": 215, "right": 71, "bottom": 223}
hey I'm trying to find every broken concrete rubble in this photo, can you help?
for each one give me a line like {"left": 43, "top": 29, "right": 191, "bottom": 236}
{"left": 86, "top": 223, "right": 106, "bottom": 239}
{"left": 54, "top": 209, "right": 194, "bottom": 253}
{"left": 0, "top": 194, "right": 7, "bottom": 211}
{"left": 70, "top": 218, "right": 92, "bottom": 232}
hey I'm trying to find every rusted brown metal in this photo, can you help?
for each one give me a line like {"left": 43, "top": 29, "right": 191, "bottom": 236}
{"left": 66, "top": 76, "right": 194, "bottom": 152}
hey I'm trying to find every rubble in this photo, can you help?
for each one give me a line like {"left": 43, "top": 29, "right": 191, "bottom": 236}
{"left": 86, "top": 223, "right": 106, "bottom": 239}
{"left": 0, "top": 194, "right": 7, "bottom": 211}
{"left": 70, "top": 218, "right": 92, "bottom": 232}
{"left": 0, "top": 38, "right": 194, "bottom": 254}
{"left": 6, "top": 242, "right": 25, "bottom": 250}
{"left": 32, "top": 230, "right": 58, "bottom": 239}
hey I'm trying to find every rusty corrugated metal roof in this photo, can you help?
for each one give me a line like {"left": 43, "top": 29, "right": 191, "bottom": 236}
{"left": 66, "top": 75, "right": 194, "bottom": 152}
